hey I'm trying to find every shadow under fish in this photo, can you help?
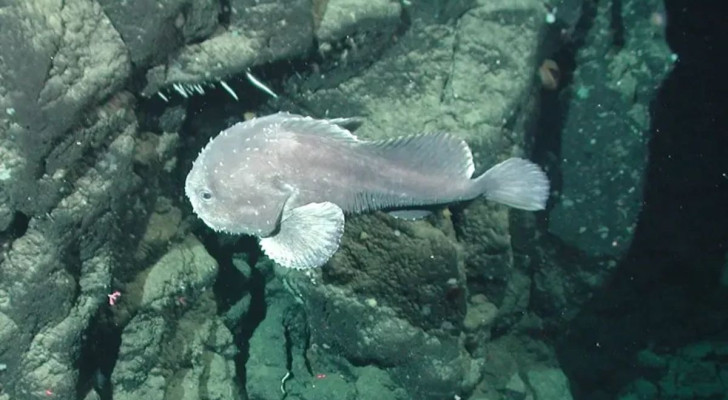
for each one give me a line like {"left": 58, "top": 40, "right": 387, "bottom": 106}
{"left": 185, "top": 112, "right": 549, "bottom": 269}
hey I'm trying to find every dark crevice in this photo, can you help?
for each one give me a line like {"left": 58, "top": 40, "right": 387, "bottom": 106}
{"left": 218, "top": 0, "right": 231, "bottom": 27}
{"left": 8, "top": 211, "right": 29, "bottom": 238}
{"left": 199, "top": 229, "right": 267, "bottom": 393}
{"left": 301, "top": 321, "right": 313, "bottom": 376}
{"left": 74, "top": 310, "right": 122, "bottom": 400}
{"left": 609, "top": 0, "right": 625, "bottom": 49}
{"left": 281, "top": 322, "right": 294, "bottom": 399}
{"left": 0, "top": 212, "right": 29, "bottom": 266}
{"left": 235, "top": 263, "right": 267, "bottom": 391}
{"left": 531, "top": 0, "right": 598, "bottom": 221}
{"left": 555, "top": 0, "right": 728, "bottom": 398}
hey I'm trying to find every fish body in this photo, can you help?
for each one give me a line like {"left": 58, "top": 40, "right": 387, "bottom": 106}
{"left": 185, "top": 112, "right": 549, "bottom": 269}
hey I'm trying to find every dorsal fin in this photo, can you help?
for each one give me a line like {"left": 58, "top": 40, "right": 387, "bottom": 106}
{"left": 365, "top": 132, "right": 475, "bottom": 179}
{"left": 270, "top": 112, "right": 359, "bottom": 142}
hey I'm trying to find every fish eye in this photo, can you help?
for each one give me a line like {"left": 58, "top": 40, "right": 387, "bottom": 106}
{"left": 200, "top": 190, "right": 213, "bottom": 201}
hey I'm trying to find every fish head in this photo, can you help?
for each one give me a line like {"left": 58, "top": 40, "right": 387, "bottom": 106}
{"left": 185, "top": 123, "right": 286, "bottom": 237}
{"left": 185, "top": 153, "right": 237, "bottom": 234}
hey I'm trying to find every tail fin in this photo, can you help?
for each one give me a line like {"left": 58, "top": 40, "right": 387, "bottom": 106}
{"left": 474, "top": 158, "right": 549, "bottom": 211}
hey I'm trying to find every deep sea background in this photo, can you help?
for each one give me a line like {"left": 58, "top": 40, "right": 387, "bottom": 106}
{"left": 555, "top": 0, "right": 728, "bottom": 398}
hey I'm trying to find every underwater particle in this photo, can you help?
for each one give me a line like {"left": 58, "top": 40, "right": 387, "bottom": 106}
{"left": 542, "top": 3, "right": 557, "bottom": 24}
{"left": 441, "top": 208, "right": 452, "bottom": 219}
{"left": 545, "top": 8, "right": 556, "bottom": 24}
{"left": 539, "top": 59, "right": 561, "bottom": 90}
{"left": 576, "top": 85, "right": 591, "bottom": 99}
{"left": 174, "top": 12, "right": 185, "bottom": 29}
{"left": 650, "top": 10, "right": 666, "bottom": 28}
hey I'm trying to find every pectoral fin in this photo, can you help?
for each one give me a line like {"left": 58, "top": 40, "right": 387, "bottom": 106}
{"left": 259, "top": 202, "right": 345, "bottom": 269}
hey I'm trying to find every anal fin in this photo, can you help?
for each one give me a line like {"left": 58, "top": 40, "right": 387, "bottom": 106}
{"left": 388, "top": 209, "right": 433, "bottom": 220}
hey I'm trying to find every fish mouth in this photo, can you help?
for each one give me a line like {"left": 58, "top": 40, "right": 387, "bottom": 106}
{"left": 188, "top": 202, "right": 252, "bottom": 236}
{"left": 191, "top": 209, "right": 240, "bottom": 235}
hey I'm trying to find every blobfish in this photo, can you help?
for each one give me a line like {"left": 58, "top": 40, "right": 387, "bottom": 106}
{"left": 185, "top": 112, "right": 549, "bottom": 269}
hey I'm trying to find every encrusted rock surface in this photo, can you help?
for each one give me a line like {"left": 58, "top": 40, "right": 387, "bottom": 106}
{"left": 0, "top": 0, "right": 675, "bottom": 398}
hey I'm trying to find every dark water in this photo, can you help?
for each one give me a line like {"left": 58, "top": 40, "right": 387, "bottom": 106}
{"left": 557, "top": 1, "right": 728, "bottom": 398}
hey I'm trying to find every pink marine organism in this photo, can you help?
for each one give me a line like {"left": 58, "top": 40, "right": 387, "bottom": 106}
{"left": 107, "top": 291, "right": 121, "bottom": 306}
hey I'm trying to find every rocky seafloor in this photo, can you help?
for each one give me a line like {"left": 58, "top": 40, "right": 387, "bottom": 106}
{"left": 1, "top": 0, "right": 726, "bottom": 399}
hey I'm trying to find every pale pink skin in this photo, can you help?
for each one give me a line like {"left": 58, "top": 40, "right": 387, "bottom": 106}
{"left": 185, "top": 113, "right": 479, "bottom": 237}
